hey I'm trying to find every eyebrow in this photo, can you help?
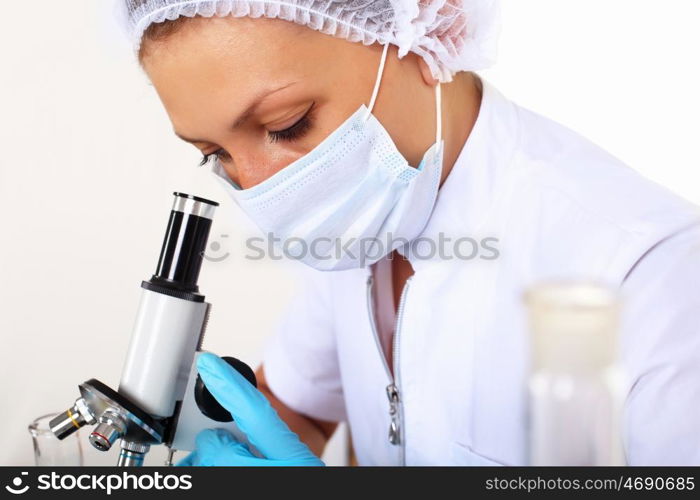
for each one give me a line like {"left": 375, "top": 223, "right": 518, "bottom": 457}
{"left": 174, "top": 82, "right": 298, "bottom": 144}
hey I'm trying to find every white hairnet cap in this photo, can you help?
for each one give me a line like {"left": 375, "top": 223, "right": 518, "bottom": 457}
{"left": 122, "top": 0, "right": 501, "bottom": 81}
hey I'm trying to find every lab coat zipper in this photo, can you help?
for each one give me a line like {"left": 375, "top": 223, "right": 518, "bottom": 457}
{"left": 366, "top": 275, "right": 412, "bottom": 465}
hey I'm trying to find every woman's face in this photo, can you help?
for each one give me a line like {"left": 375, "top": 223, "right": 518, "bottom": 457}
{"left": 141, "top": 16, "right": 438, "bottom": 189}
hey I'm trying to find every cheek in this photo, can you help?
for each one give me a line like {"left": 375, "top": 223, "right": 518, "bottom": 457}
{"left": 224, "top": 146, "right": 306, "bottom": 189}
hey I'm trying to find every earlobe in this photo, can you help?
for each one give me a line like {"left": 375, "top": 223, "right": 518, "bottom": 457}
{"left": 418, "top": 57, "right": 440, "bottom": 87}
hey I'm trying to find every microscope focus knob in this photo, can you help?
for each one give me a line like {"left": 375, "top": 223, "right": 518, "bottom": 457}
{"left": 194, "top": 356, "right": 257, "bottom": 423}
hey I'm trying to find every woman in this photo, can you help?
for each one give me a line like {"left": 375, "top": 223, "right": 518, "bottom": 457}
{"left": 122, "top": 0, "right": 700, "bottom": 465}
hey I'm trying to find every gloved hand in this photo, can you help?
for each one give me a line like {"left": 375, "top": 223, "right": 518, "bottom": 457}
{"left": 176, "top": 352, "right": 324, "bottom": 466}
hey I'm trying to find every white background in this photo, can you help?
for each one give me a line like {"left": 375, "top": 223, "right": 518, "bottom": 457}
{"left": 0, "top": 0, "right": 699, "bottom": 466}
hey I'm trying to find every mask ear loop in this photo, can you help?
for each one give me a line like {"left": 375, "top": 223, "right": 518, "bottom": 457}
{"left": 364, "top": 43, "right": 390, "bottom": 121}
{"left": 364, "top": 43, "right": 442, "bottom": 145}
{"left": 435, "top": 83, "right": 442, "bottom": 144}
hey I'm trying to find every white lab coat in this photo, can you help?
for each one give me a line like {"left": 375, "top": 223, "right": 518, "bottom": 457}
{"left": 262, "top": 76, "right": 700, "bottom": 465}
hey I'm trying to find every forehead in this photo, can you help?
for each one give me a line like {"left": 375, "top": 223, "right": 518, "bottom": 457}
{"left": 141, "top": 17, "right": 319, "bottom": 120}
{"left": 139, "top": 15, "right": 378, "bottom": 139}
{"left": 144, "top": 16, "right": 362, "bottom": 103}
{"left": 143, "top": 17, "right": 312, "bottom": 78}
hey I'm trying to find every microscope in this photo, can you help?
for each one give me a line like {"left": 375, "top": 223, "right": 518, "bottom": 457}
{"left": 49, "top": 192, "right": 257, "bottom": 466}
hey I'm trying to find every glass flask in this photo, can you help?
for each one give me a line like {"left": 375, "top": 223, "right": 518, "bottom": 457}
{"left": 525, "top": 282, "right": 625, "bottom": 466}
{"left": 29, "top": 413, "right": 84, "bottom": 466}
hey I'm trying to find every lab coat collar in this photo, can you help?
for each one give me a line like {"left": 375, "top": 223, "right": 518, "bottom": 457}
{"left": 398, "top": 76, "right": 520, "bottom": 270}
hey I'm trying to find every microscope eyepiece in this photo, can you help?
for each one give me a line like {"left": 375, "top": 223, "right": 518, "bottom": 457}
{"left": 146, "top": 192, "right": 219, "bottom": 299}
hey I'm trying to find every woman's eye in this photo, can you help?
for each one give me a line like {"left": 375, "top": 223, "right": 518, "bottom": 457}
{"left": 196, "top": 104, "right": 315, "bottom": 167}
{"left": 267, "top": 103, "right": 314, "bottom": 143}
{"left": 199, "top": 148, "right": 230, "bottom": 167}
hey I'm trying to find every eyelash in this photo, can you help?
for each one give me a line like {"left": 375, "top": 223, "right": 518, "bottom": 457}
{"left": 198, "top": 103, "right": 315, "bottom": 166}
{"left": 199, "top": 150, "right": 227, "bottom": 167}
{"left": 267, "top": 103, "right": 315, "bottom": 143}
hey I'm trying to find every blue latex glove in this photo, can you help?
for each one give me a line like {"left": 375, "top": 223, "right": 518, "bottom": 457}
{"left": 176, "top": 352, "right": 324, "bottom": 466}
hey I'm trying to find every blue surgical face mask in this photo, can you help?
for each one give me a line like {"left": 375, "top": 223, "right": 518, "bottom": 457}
{"left": 213, "top": 43, "right": 444, "bottom": 270}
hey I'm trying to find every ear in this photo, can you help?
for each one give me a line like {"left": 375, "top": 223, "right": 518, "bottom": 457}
{"left": 418, "top": 57, "right": 440, "bottom": 87}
